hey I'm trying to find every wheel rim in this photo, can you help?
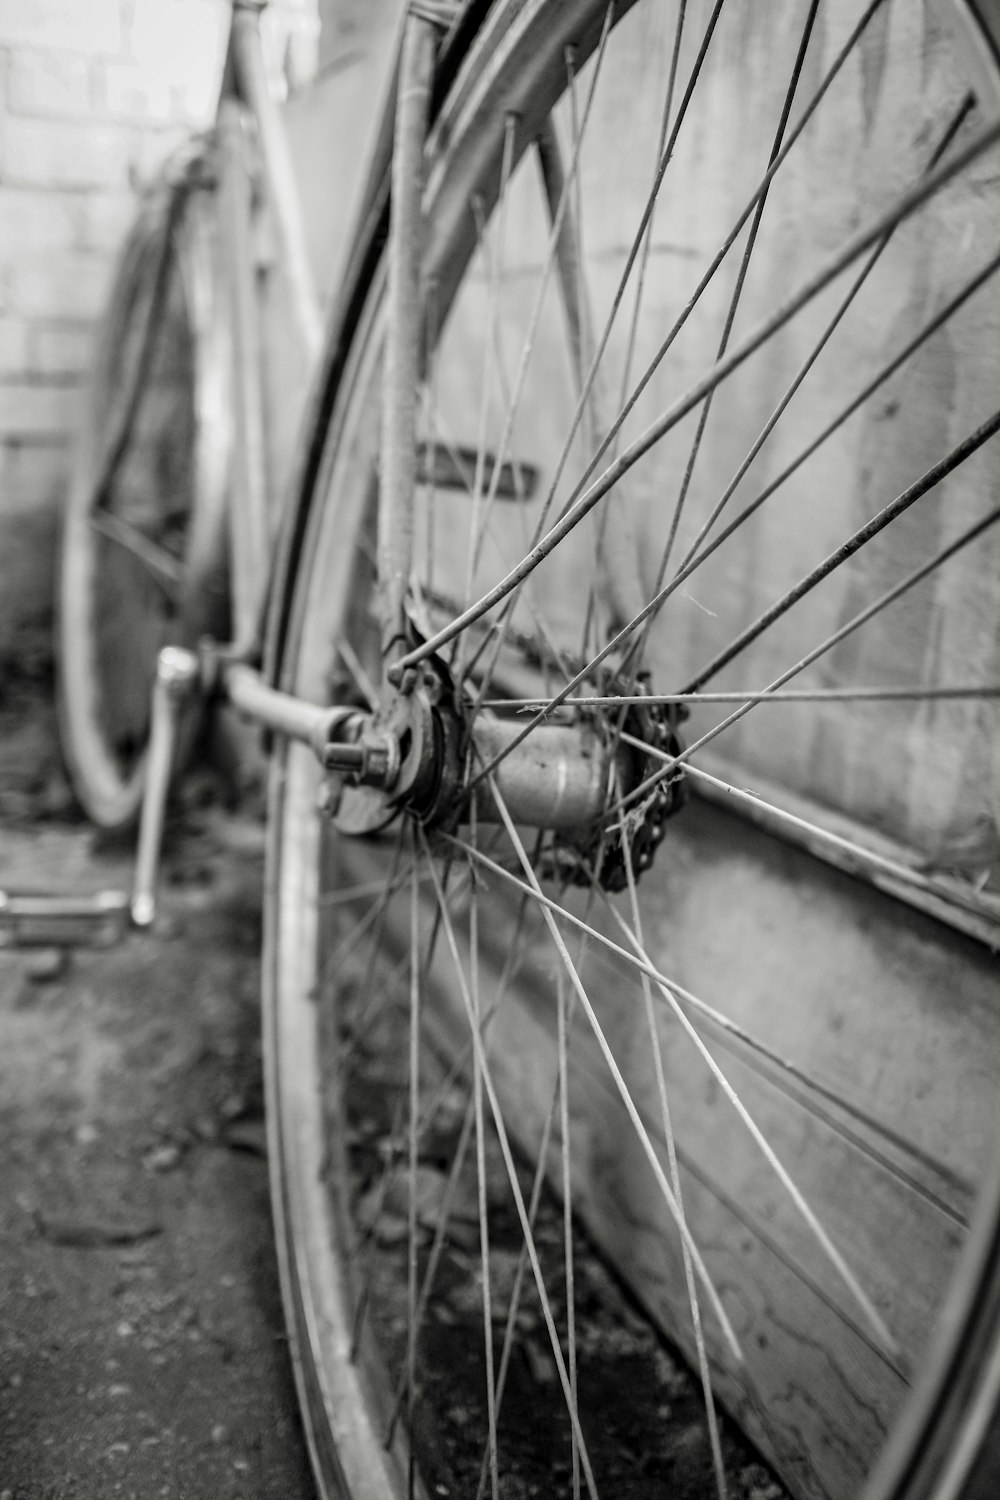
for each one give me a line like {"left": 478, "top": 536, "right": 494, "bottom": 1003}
{"left": 57, "top": 177, "right": 227, "bottom": 828}
{"left": 267, "top": 3, "right": 1000, "bottom": 1496}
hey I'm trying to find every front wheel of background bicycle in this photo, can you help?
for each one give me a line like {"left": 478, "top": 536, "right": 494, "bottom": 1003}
{"left": 264, "top": 1, "right": 1000, "bottom": 1497}
{"left": 57, "top": 158, "right": 229, "bottom": 831}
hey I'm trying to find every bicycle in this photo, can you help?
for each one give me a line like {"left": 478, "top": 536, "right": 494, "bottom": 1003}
{"left": 11, "top": 0, "right": 1000, "bottom": 1496}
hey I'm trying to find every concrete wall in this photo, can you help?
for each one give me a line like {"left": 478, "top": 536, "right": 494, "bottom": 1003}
{"left": 0, "top": 0, "right": 318, "bottom": 679}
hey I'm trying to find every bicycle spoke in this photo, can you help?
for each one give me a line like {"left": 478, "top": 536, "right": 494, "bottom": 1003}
{"left": 618, "top": 805, "right": 728, "bottom": 1500}
{"left": 443, "top": 828, "right": 974, "bottom": 1210}
{"left": 641, "top": 0, "right": 819, "bottom": 642}
{"left": 606, "top": 0, "right": 688, "bottom": 444}
{"left": 472, "top": 392, "right": 1000, "bottom": 793}
{"left": 470, "top": 884, "right": 598, "bottom": 1498}
{"left": 438, "top": 0, "right": 887, "bottom": 684}
{"left": 396, "top": 104, "right": 1000, "bottom": 688}
{"left": 406, "top": 850, "right": 421, "bottom": 1500}
{"left": 480, "top": 784, "right": 744, "bottom": 1366}
{"left": 421, "top": 277, "right": 441, "bottom": 604}
{"left": 348, "top": 854, "right": 474, "bottom": 1367}
{"left": 89, "top": 512, "right": 183, "bottom": 597}
{"left": 483, "top": 684, "right": 1000, "bottom": 709}
{"left": 649, "top": 92, "right": 978, "bottom": 617}
{"left": 336, "top": 636, "right": 380, "bottom": 712}
{"left": 272, "top": 3, "right": 1000, "bottom": 1493}
{"left": 619, "top": 736, "right": 993, "bottom": 901}
{"left": 596, "top": 885, "right": 897, "bottom": 1355}
{"left": 385, "top": 848, "right": 544, "bottom": 1448}
{"left": 619, "top": 496, "right": 1000, "bottom": 814}
{"left": 534, "top": 0, "right": 728, "bottom": 542}
{"left": 445, "top": 814, "right": 901, "bottom": 1358}
{"left": 386, "top": 1093, "right": 476, "bottom": 1443}
{"left": 316, "top": 875, "right": 406, "bottom": 988}
{"left": 467, "top": 808, "right": 501, "bottom": 1499}
{"left": 425, "top": 408, "right": 578, "bottom": 689}
{"left": 483, "top": 238, "right": 1000, "bottom": 728}
{"left": 456, "top": 17, "right": 613, "bottom": 582}
{"left": 555, "top": 954, "right": 581, "bottom": 1499}
{"left": 464, "top": 10, "right": 615, "bottom": 705}
{"left": 548, "top": 0, "right": 893, "bottom": 544}
{"left": 684, "top": 411, "right": 1000, "bottom": 693}
{"left": 461, "top": 117, "right": 517, "bottom": 627}
{"left": 420, "top": 827, "right": 604, "bottom": 1500}
{"left": 472, "top": 0, "right": 724, "bottom": 703}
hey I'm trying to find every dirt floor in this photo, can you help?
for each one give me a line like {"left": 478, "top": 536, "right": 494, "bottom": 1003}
{"left": 0, "top": 688, "right": 315, "bottom": 1500}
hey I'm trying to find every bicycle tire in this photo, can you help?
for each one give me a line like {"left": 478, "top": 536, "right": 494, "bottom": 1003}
{"left": 56, "top": 150, "right": 229, "bottom": 830}
{"left": 264, "top": 2, "right": 1000, "bottom": 1496}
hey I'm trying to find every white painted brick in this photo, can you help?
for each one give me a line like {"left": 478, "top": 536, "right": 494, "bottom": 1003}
{"left": 0, "top": 0, "right": 122, "bottom": 56}
{"left": 8, "top": 251, "right": 111, "bottom": 320}
{"left": 123, "top": 3, "right": 226, "bottom": 128}
{"left": 3, "top": 115, "right": 131, "bottom": 189}
{"left": 8, "top": 47, "right": 91, "bottom": 117}
{"left": 167, "top": 66, "right": 221, "bottom": 126}
{"left": 0, "top": 314, "right": 27, "bottom": 373}
{"left": 129, "top": 1, "right": 227, "bottom": 96}
{"left": 0, "top": 377, "right": 77, "bottom": 436}
{"left": 0, "top": 186, "right": 80, "bottom": 256}
{"left": 29, "top": 321, "right": 92, "bottom": 378}
{"left": 0, "top": 436, "right": 67, "bottom": 514}
{"left": 95, "top": 59, "right": 174, "bottom": 123}
{"left": 79, "top": 190, "right": 134, "bottom": 252}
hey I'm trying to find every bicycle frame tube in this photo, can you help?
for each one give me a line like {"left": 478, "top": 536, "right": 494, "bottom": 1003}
{"left": 215, "top": 0, "right": 324, "bottom": 652}
{"left": 216, "top": 95, "right": 270, "bottom": 650}
{"left": 225, "top": 1, "right": 321, "bottom": 362}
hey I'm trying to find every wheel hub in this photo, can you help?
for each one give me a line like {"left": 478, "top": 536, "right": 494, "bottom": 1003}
{"left": 319, "top": 658, "right": 685, "bottom": 889}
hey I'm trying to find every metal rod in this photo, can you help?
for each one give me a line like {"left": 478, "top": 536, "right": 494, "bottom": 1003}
{"left": 221, "top": 661, "right": 623, "bottom": 831}
{"left": 482, "top": 685, "right": 1000, "bottom": 709}
{"left": 394, "top": 105, "right": 1000, "bottom": 676}
{"left": 223, "top": 662, "right": 352, "bottom": 755}
{"left": 131, "top": 647, "right": 201, "bottom": 928}
{"left": 535, "top": 114, "right": 643, "bottom": 631}
{"left": 684, "top": 406, "right": 1000, "bottom": 692}
{"left": 217, "top": 97, "right": 271, "bottom": 652}
{"left": 230, "top": 4, "right": 321, "bottom": 361}
{"left": 378, "top": 11, "right": 437, "bottom": 665}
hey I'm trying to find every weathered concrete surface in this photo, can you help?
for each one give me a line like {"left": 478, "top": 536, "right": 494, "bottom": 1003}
{"left": 0, "top": 786, "right": 315, "bottom": 1500}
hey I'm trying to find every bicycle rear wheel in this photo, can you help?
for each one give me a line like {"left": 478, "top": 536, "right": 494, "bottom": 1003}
{"left": 266, "top": 2, "right": 1000, "bottom": 1496}
{"left": 57, "top": 153, "right": 229, "bottom": 830}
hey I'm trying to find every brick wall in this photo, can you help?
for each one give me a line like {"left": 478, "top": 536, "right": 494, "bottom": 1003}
{"left": 0, "top": 0, "right": 317, "bottom": 678}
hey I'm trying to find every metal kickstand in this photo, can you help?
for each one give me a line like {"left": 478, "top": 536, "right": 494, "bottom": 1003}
{"left": 0, "top": 645, "right": 202, "bottom": 948}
